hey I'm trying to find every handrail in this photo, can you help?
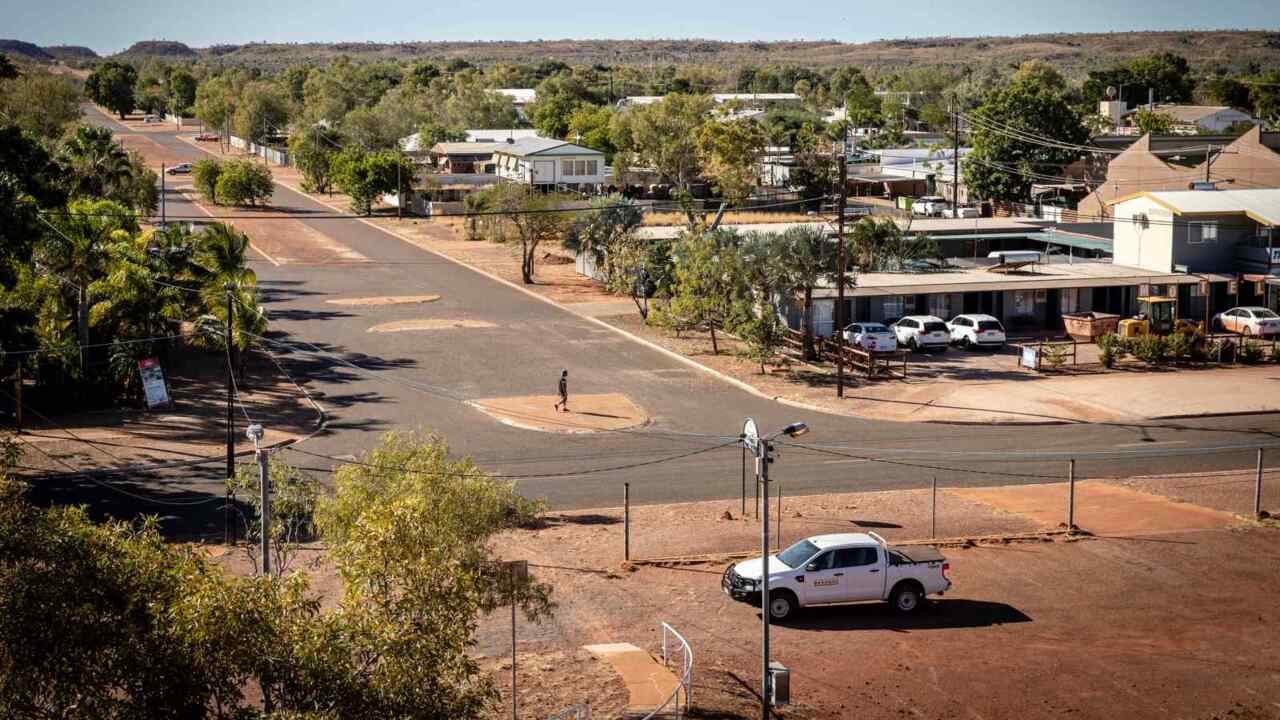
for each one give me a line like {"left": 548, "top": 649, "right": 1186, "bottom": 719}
{"left": 640, "top": 622, "right": 693, "bottom": 719}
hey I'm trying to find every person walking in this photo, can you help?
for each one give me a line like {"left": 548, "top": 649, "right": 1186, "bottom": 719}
{"left": 553, "top": 369, "right": 569, "bottom": 412}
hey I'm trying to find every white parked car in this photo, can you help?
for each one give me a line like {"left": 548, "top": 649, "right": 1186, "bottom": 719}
{"left": 143, "top": 114, "right": 162, "bottom": 124}
{"left": 722, "top": 532, "right": 951, "bottom": 620}
{"left": 842, "top": 322, "right": 897, "bottom": 353}
{"left": 166, "top": 163, "right": 192, "bottom": 175}
{"left": 948, "top": 314, "right": 1007, "bottom": 349}
{"left": 942, "top": 205, "right": 980, "bottom": 219}
{"left": 1214, "top": 306, "right": 1280, "bottom": 337}
{"left": 892, "top": 315, "right": 950, "bottom": 351}
{"left": 913, "top": 196, "right": 948, "bottom": 217}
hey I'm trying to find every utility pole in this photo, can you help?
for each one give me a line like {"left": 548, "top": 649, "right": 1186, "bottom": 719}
{"left": 248, "top": 424, "right": 270, "bottom": 578}
{"left": 759, "top": 437, "right": 772, "bottom": 720}
{"left": 161, "top": 164, "right": 166, "bottom": 226}
{"left": 952, "top": 102, "right": 960, "bottom": 212}
{"left": 1205, "top": 144, "right": 1213, "bottom": 184}
{"left": 224, "top": 285, "right": 235, "bottom": 543}
{"left": 396, "top": 151, "right": 403, "bottom": 220}
{"left": 835, "top": 149, "right": 848, "bottom": 398}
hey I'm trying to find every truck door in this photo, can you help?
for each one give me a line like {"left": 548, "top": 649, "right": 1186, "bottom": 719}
{"left": 834, "top": 546, "right": 885, "bottom": 601}
{"left": 802, "top": 551, "right": 845, "bottom": 604}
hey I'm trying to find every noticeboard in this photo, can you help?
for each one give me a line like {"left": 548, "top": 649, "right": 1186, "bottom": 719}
{"left": 1020, "top": 346, "right": 1039, "bottom": 370}
{"left": 137, "top": 358, "right": 171, "bottom": 409}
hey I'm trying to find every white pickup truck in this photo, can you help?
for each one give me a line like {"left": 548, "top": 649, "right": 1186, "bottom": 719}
{"left": 722, "top": 532, "right": 951, "bottom": 620}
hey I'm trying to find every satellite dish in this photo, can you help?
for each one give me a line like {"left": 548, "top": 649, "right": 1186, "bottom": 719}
{"left": 1105, "top": 86, "right": 1118, "bottom": 100}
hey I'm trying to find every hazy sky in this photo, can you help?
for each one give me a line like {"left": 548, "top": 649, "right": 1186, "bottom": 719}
{"left": 8, "top": 0, "right": 1277, "bottom": 54}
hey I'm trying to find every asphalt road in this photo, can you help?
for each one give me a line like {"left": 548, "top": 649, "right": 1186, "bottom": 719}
{"left": 51, "top": 108, "right": 1280, "bottom": 537}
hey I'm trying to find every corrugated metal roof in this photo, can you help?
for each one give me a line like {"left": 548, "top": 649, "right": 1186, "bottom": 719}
{"left": 1126, "top": 189, "right": 1280, "bottom": 225}
{"left": 495, "top": 137, "right": 604, "bottom": 157}
{"left": 431, "top": 142, "right": 503, "bottom": 155}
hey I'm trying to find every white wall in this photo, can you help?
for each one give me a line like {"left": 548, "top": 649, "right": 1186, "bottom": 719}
{"left": 1112, "top": 196, "right": 1175, "bottom": 272}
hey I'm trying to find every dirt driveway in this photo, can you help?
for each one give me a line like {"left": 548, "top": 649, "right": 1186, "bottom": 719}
{"left": 483, "top": 481, "right": 1280, "bottom": 719}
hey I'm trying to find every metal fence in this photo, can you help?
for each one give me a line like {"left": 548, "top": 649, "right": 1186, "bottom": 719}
{"left": 639, "top": 623, "right": 692, "bottom": 719}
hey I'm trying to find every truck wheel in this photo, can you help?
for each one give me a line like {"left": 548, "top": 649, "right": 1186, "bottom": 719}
{"left": 890, "top": 582, "right": 923, "bottom": 614}
{"left": 768, "top": 590, "right": 797, "bottom": 621}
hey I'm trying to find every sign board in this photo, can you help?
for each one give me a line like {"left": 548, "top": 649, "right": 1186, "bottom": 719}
{"left": 742, "top": 417, "right": 760, "bottom": 458}
{"left": 1020, "top": 346, "right": 1039, "bottom": 370}
{"left": 1229, "top": 280, "right": 1239, "bottom": 295}
{"left": 1270, "top": 248, "right": 1280, "bottom": 265}
{"left": 137, "top": 358, "right": 171, "bottom": 409}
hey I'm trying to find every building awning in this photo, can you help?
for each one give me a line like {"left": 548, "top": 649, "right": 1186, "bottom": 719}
{"left": 1031, "top": 230, "right": 1113, "bottom": 253}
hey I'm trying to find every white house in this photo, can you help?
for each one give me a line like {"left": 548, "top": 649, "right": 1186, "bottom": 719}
{"left": 493, "top": 137, "right": 607, "bottom": 190}
{"left": 491, "top": 88, "right": 537, "bottom": 108}
{"left": 1110, "top": 188, "right": 1280, "bottom": 273}
{"left": 1121, "top": 104, "right": 1259, "bottom": 134}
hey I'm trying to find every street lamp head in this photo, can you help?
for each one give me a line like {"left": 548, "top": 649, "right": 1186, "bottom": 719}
{"left": 245, "top": 424, "right": 265, "bottom": 442}
{"left": 781, "top": 422, "right": 809, "bottom": 438}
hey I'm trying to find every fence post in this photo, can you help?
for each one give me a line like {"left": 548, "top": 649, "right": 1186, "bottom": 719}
{"left": 623, "top": 483, "right": 630, "bottom": 562}
{"left": 1067, "top": 459, "right": 1076, "bottom": 531}
{"left": 931, "top": 476, "right": 937, "bottom": 538}
{"left": 1255, "top": 448, "right": 1264, "bottom": 519}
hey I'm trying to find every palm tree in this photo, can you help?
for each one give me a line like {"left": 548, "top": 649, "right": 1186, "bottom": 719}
{"left": 59, "top": 126, "right": 135, "bottom": 201}
{"left": 190, "top": 223, "right": 263, "bottom": 379}
{"left": 772, "top": 225, "right": 853, "bottom": 360}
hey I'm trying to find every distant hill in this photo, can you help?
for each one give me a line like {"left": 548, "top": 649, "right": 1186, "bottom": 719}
{"left": 43, "top": 45, "right": 99, "bottom": 60}
{"left": 183, "top": 31, "right": 1280, "bottom": 76}
{"left": 0, "top": 39, "right": 54, "bottom": 61}
{"left": 113, "top": 40, "right": 197, "bottom": 60}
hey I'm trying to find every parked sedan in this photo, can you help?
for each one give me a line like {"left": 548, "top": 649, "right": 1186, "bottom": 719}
{"left": 892, "top": 315, "right": 951, "bottom": 351}
{"left": 1214, "top": 306, "right": 1280, "bottom": 337}
{"left": 842, "top": 322, "right": 897, "bottom": 353}
{"left": 948, "top": 314, "right": 1007, "bottom": 349}
{"left": 166, "top": 163, "right": 192, "bottom": 175}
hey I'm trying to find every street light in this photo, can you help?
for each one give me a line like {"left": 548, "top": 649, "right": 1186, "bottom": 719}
{"left": 742, "top": 417, "right": 808, "bottom": 719}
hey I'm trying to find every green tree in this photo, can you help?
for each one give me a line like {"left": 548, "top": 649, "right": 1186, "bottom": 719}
{"left": 566, "top": 104, "right": 618, "bottom": 161}
{"left": 490, "top": 184, "right": 574, "bottom": 284}
{"left": 288, "top": 126, "right": 339, "bottom": 193}
{"left": 167, "top": 67, "right": 198, "bottom": 115}
{"left": 312, "top": 430, "right": 553, "bottom": 719}
{"left": 850, "top": 217, "right": 937, "bottom": 272}
{"left": 0, "top": 70, "right": 82, "bottom": 141}
{"left": 1010, "top": 59, "right": 1067, "bottom": 94}
{"left": 735, "top": 231, "right": 788, "bottom": 372}
{"left": 562, "top": 196, "right": 643, "bottom": 285}
{"left": 214, "top": 160, "right": 274, "bottom": 206}
{"left": 193, "top": 71, "right": 241, "bottom": 131}
{"left": 1083, "top": 52, "right": 1194, "bottom": 106}
{"left": 659, "top": 229, "right": 749, "bottom": 354}
{"left": 331, "top": 148, "right": 412, "bottom": 216}
{"left": 530, "top": 75, "right": 598, "bottom": 138}
{"left": 773, "top": 224, "right": 846, "bottom": 359}
{"left": 191, "top": 158, "right": 222, "bottom": 202}
{"left": 697, "top": 117, "right": 766, "bottom": 222}
{"left": 0, "top": 53, "right": 18, "bottom": 81}
{"left": 84, "top": 61, "right": 138, "bottom": 118}
{"left": 1248, "top": 70, "right": 1280, "bottom": 127}
{"left": 59, "top": 126, "right": 158, "bottom": 213}
{"left": 962, "top": 78, "right": 1087, "bottom": 202}
{"left": 232, "top": 80, "right": 291, "bottom": 144}
{"left": 1134, "top": 108, "right": 1176, "bottom": 135}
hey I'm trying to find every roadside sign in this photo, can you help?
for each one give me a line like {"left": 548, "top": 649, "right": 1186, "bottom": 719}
{"left": 137, "top": 358, "right": 171, "bottom": 409}
{"left": 742, "top": 417, "right": 760, "bottom": 458}
{"left": 1020, "top": 346, "right": 1039, "bottom": 370}
{"left": 1230, "top": 280, "right": 1239, "bottom": 295}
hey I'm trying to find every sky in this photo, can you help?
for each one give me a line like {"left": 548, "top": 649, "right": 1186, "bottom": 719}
{"left": 5, "top": 0, "right": 1277, "bottom": 55}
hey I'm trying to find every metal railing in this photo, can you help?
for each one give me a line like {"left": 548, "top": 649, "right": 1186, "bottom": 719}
{"left": 640, "top": 622, "right": 693, "bottom": 719}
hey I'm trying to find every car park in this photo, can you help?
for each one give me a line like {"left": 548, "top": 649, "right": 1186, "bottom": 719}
{"left": 842, "top": 322, "right": 897, "bottom": 353}
{"left": 166, "top": 163, "right": 192, "bottom": 175}
{"left": 892, "top": 315, "right": 950, "bottom": 351}
{"left": 722, "top": 532, "right": 951, "bottom": 620}
{"left": 1213, "top": 306, "right": 1280, "bottom": 337}
{"left": 947, "top": 314, "right": 1007, "bottom": 349}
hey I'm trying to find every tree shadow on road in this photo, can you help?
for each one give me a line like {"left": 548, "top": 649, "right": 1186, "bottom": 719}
{"left": 778, "top": 598, "right": 1031, "bottom": 632}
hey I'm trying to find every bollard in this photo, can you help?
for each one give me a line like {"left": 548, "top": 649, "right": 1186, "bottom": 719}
{"left": 1067, "top": 459, "right": 1076, "bottom": 531}
{"left": 623, "top": 483, "right": 630, "bottom": 562}
{"left": 1255, "top": 449, "right": 1264, "bottom": 519}
{"left": 931, "top": 476, "right": 937, "bottom": 539}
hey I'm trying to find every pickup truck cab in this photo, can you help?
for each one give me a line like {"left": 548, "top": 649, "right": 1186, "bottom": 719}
{"left": 722, "top": 532, "right": 950, "bottom": 620}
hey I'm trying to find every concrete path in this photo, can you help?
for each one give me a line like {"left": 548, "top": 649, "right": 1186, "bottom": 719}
{"left": 583, "top": 642, "right": 681, "bottom": 715}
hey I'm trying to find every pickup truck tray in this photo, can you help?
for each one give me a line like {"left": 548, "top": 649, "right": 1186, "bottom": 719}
{"left": 889, "top": 545, "right": 944, "bottom": 564}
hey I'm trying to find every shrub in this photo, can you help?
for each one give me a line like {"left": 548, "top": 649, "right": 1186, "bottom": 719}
{"left": 1097, "top": 333, "right": 1127, "bottom": 367}
{"left": 1240, "top": 340, "right": 1265, "bottom": 364}
{"left": 191, "top": 158, "right": 221, "bottom": 202}
{"left": 1166, "top": 332, "right": 1194, "bottom": 362}
{"left": 1040, "top": 342, "right": 1069, "bottom": 370}
{"left": 1130, "top": 334, "right": 1169, "bottom": 365}
{"left": 214, "top": 159, "right": 273, "bottom": 206}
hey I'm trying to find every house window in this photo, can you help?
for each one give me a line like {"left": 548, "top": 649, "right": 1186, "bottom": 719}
{"left": 562, "top": 159, "right": 575, "bottom": 176}
{"left": 1187, "top": 221, "right": 1219, "bottom": 244}
{"left": 927, "top": 294, "right": 951, "bottom": 319}
{"left": 1061, "top": 288, "right": 1079, "bottom": 314}
{"left": 586, "top": 160, "right": 598, "bottom": 176}
{"left": 881, "top": 295, "right": 905, "bottom": 320}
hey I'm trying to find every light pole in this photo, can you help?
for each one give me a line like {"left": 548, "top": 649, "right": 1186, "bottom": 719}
{"left": 742, "top": 417, "right": 809, "bottom": 719}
